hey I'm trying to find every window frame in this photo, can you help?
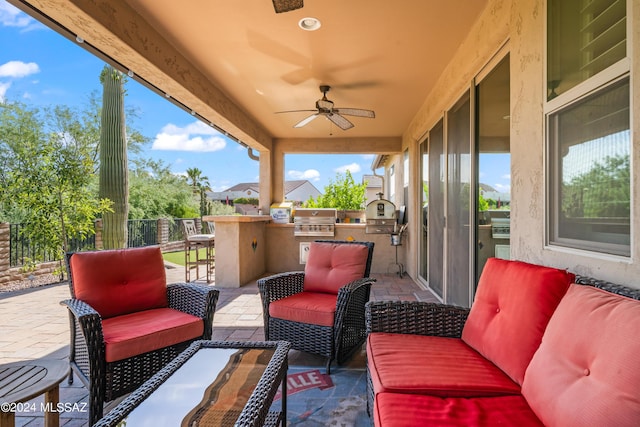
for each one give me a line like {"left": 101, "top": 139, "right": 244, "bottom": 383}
{"left": 544, "top": 0, "right": 632, "bottom": 257}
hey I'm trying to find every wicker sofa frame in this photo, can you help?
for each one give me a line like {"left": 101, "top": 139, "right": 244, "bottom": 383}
{"left": 60, "top": 252, "right": 220, "bottom": 426}
{"left": 364, "top": 275, "right": 640, "bottom": 415}
{"left": 258, "top": 240, "right": 375, "bottom": 374}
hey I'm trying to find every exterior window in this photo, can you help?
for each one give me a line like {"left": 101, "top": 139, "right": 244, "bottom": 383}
{"left": 548, "top": 77, "right": 630, "bottom": 256}
{"left": 547, "top": 0, "right": 626, "bottom": 100}
{"left": 546, "top": 0, "right": 630, "bottom": 256}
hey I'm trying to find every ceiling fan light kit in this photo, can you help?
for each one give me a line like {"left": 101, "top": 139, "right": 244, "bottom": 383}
{"left": 272, "top": 0, "right": 303, "bottom": 13}
{"left": 277, "top": 85, "right": 375, "bottom": 131}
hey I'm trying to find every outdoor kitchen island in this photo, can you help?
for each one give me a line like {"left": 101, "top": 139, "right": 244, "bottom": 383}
{"left": 205, "top": 214, "right": 405, "bottom": 288}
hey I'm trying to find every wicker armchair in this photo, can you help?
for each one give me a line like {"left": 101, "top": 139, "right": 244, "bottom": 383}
{"left": 258, "top": 240, "right": 375, "bottom": 374}
{"left": 60, "top": 246, "right": 219, "bottom": 425}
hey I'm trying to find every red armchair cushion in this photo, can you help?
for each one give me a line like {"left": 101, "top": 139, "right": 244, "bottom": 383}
{"left": 303, "top": 242, "right": 369, "bottom": 294}
{"left": 367, "top": 333, "right": 520, "bottom": 397}
{"left": 461, "top": 258, "right": 574, "bottom": 385}
{"left": 102, "top": 307, "right": 203, "bottom": 362}
{"left": 522, "top": 284, "right": 640, "bottom": 427}
{"left": 374, "top": 393, "right": 543, "bottom": 427}
{"left": 70, "top": 246, "right": 168, "bottom": 319}
{"left": 268, "top": 291, "right": 338, "bottom": 327}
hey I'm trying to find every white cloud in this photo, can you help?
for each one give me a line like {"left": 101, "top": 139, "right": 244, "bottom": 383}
{"left": 0, "top": 3, "right": 42, "bottom": 32}
{"left": 0, "top": 3, "right": 32, "bottom": 27}
{"left": 288, "top": 169, "right": 320, "bottom": 181}
{"left": 501, "top": 173, "right": 511, "bottom": 180}
{"left": 335, "top": 163, "right": 361, "bottom": 174}
{"left": 152, "top": 121, "right": 227, "bottom": 152}
{"left": 0, "top": 61, "right": 40, "bottom": 78}
{"left": 494, "top": 183, "right": 511, "bottom": 192}
{"left": 0, "top": 82, "right": 10, "bottom": 102}
{"left": 361, "top": 154, "right": 375, "bottom": 160}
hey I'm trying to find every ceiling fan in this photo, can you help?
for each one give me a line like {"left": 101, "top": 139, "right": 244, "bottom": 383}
{"left": 277, "top": 85, "right": 375, "bottom": 130}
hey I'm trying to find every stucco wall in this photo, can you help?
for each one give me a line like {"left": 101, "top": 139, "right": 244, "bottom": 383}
{"left": 265, "top": 224, "right": 408, "bottom": 276}
{"left": 403, "top": 0, "right": 640, "bottom": 288}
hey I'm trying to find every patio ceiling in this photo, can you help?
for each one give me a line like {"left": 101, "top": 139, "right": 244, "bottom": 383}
{"left": 10, "top": 0, "right": 489, "bottom": 151}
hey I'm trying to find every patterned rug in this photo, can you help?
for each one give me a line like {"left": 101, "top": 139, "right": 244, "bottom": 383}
{"left": 271, "top": 347, "right": 371, "bottom": 426}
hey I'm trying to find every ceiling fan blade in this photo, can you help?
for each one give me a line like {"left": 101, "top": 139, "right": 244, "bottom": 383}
{"left": 327, "top": 113, "right": 354, "bottom": 130}
{"left": 294, "top": 113, "right": 320, "bottom": 128}
{"left": 275, "top": 109, "right": 317, "bottom": 114}
{"left": 333, "top": 108, "right": 375, "bottom": 118}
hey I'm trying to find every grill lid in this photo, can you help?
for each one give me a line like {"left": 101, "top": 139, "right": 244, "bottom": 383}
{"left": 294, "top": 208, "right": 337, "bottom": 223}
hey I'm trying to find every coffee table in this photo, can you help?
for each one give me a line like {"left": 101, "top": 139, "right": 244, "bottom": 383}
{"left": 93, "top": 340, "right": 290, "bottom": 427}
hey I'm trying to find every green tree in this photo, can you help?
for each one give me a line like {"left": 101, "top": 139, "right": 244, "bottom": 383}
{"left": 99, "top": 66, "right": 129, "bottom": 249}
{"left": 0, "top": 101, "right": 111, "bottom": 265}
{"left": 128, "top": 159, "right": 199, "bottom": 219}
{"left": 185, "top": 167, "right": 211, "bottom": 219}
{"left": 562, "top": 154, "right": 630, "bottom": 218}
{"left": 208, "top": 201, "right": 236, "bottom": 215}
{"left": 304, "top": 170, "right": 367, "bottom": 210}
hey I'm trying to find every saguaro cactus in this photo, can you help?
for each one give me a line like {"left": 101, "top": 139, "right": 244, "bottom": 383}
{"left": 99, "top": 66, "right": 129, "bottom": 249}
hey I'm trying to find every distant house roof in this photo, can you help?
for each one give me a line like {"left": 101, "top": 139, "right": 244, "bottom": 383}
{"left": 208, "top": 180, "right": 321, "bottom": 203}
{"left": 224, "top": 182, "right": 261, "bottom": 193}
{"left": 226, "top": 180, "right": 310, "bottom": 195}
{"left": 363, "top": 174, "right": 383, "bottom": 187}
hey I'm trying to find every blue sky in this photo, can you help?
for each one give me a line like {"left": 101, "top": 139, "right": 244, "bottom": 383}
{"left": 0, "top": 1, "right": 510, "bottom": 195}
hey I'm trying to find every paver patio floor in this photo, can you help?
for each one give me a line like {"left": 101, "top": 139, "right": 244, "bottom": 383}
{"left": 0, "top": 263, "right": 437, "bottom": 426}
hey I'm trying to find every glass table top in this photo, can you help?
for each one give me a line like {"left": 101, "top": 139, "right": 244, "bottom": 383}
{"left": 120, "top": 347, "right": 277, "bottom": 426}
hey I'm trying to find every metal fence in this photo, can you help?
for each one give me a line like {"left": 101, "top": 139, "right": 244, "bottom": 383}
{"left": 8, "top": 219, "right": 166, "bottom": 268}
{"left": 127, "top": 219, "right": 158, "bottom": 248}
{"left": 9, "top": 223, "right": 96, "bottom": 268}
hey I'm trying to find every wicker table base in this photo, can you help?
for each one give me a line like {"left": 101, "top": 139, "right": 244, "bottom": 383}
{"left": 94, "top": 340, "right": 290, "bottom": 427}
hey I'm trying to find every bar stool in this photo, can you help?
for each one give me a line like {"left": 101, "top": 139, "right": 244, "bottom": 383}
{"left": 181, "top": 219, "right": 215, "bottom": 283}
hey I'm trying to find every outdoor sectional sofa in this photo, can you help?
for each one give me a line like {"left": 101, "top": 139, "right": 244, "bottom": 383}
{"left": 366, "top": 257, "right": 640, "bottom": 426}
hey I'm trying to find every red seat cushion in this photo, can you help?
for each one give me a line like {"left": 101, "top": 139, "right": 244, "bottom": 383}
{"left": 303, "top": 242, "right": 369, "bottom": 294}
{"left": 70, "top": 246, "right": 168, "bottom": 319}
{"left": 461, "top": 258, "right": 574, "bottom": 385}
{"left": 268, "top": 291, "right": 337, "bottom": 327}
{"left": 522, "top": 284, "right": 640, "bottom": 427}
{"left": 367, "top": 333, "right": 520, "bottom": 397}
{"left": 374, "top": 393, "right": 543, "bottom": 427}
{"left": 102, "top": 307, "right": 203, "bottom": 362}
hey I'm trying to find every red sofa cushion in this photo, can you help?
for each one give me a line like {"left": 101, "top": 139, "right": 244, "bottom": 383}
{"left": 374, "top": 393, "right": 543, "bottom": 427}
{"left": 102, "top": 307, "right": 203, "bottom": 362}
{"left": 367, "top": 333, "right": 520, "bottom": 397}
{"left": 303, "top": 242, "right": 369, "bottom": 294}
{"left": 461, "top": 258, "right": 574, "bottom": 385}
{"left": 70, "top": 246, "right": 168, "bottom": 319}
{"left": 268, "top": 291, "right": 337, "bottom": 327}
{"left": 522, "top": 284, "right": 640, "bottom": 427}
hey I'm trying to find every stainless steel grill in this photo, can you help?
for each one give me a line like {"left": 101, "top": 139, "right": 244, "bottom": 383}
{"left": 293, "top": 208, "right": 336, "bottom": 237}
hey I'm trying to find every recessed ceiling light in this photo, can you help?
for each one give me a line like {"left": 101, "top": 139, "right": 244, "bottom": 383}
{"left": 298, "top": 17, "right": 321, "bottom": 31}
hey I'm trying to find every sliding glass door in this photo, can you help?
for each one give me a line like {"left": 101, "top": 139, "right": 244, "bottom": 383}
{"left": 418, "top": 53, "right": 509, "bottom": 306}
{"left": 446, "top": 93, "right": 472, "bottom": 306}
